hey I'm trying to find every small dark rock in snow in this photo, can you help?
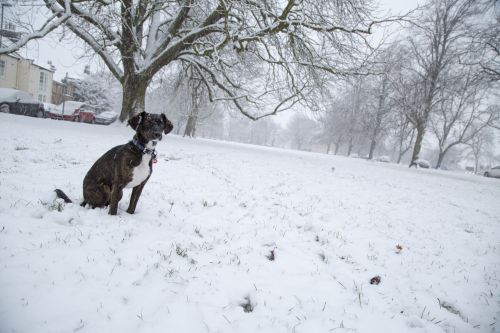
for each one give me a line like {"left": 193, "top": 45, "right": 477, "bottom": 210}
{"left": 370, "top": 276, "right": 381, "bottom": 285}
{"left": 266, "top": 249, "right": 276, "bottom": 261}
{"left": 395, "top": 244, "right": 403, "bottom": 254}
{"left": 240, "top": 296, "right": 254, "bottom": 313}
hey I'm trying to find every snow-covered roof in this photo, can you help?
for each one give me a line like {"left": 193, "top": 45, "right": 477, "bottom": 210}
{"left": 0, "top": 43, "right": 54, "bottom": 72}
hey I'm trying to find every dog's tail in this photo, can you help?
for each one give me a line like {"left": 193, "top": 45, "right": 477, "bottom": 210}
{"left": 54, "top": 189, "right": 72, "bottom": 203}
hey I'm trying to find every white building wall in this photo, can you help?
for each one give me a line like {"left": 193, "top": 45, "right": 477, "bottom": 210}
{"left": 0, "top": 54, "right": 54, "bottom": 103}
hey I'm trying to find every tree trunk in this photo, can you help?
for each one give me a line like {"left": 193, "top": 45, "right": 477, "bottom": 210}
{"left": 183, "top": 115, "right": 198, "bottom": 137}
{"left": 326, "top": 142, "right": 331, "bottom": 154}
{"left": 435, "top": 150, "right": 446, "bottom": 169}
{"left": 368, "top": 138, "right": 377, "bottom": 160}
{"left": 409, "top": 124, "right": 426, "bottom": 167}
{"left": 175, "top": 119, "right": 184, "bottom": 135}
{"left": 368, "top": 77, "right": 387, "bottom": 160}
{"left": 474, "top": 153, "right": 479, "bottom": 174}
{"left": 183, "top": 75, "right": 203, "bottom": 138}
{"left": 334, "top": 138, "right": 342, "bottom": 155}
{"left": 396, "top": 127, "right": 415, "bottom": 164}
{"left": 296, "top": 141, "right": 303, "bottom": 150}
{"left": 120, "top": 75, "right": 149, "bottom": 122}
{"left": 397, "top": 134, "right": 407, "bottom": 164}
{"left": 347, "top": 137, "right": 353, "bottom": 156}
{"left": 397, "top": 151, "right": 404, "bottom": 164}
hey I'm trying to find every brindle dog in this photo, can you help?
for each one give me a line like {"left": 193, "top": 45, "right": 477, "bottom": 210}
{"left": 56, "top": 112, "right": 173, "bottom": 215}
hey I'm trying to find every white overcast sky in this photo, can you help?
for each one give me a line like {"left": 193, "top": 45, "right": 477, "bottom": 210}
{"left": 15, "top": 0, "right": 422, "bottom": 81}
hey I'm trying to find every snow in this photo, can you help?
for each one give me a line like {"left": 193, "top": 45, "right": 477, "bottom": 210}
{"left": 96, "top": 111, "right": 118, "bottom": 119}
{"left": 0, "top": 113, "right": 499, "bottom": 333}
{"left": 43, "top": 102, "right": 59, "bottom": 113}
{"left": 52, "top": 101, "right": 85, "bottom": 114}
{"left": 0, "top": 88, "right": 36, "bottom": 103}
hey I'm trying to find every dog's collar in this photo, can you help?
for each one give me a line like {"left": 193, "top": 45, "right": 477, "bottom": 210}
{"left": 131, "top": 139, "right": 157, "bottom": 159}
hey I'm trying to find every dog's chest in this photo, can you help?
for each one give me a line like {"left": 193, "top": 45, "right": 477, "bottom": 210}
{"left": 126, "top": 154, "right": 152, "bottom": 188}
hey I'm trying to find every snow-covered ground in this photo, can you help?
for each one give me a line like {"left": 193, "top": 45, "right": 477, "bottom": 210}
{"left": 1, "top": 113, "right": 499, "bottom": 333}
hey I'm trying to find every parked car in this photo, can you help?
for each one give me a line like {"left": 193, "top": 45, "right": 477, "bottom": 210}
{"left": 0, "top": 88, "right": 46, "bottom": 118}
{"left": 50, "top": 101, "right": 96, "bottom": 123}
{"left": 416, "top": 159, "right": 431, "bottom": 168}
{"left": 374, "top": 155, "right": 391, "bottom": 163}
{"left": 43, "top": 102, "right": 59, "bottom": 114}
{"left": 484, "top": 166, "right": 500, "bottom": 178}
{"left": 95, "top": 111, "right": 118, "bottom": 125}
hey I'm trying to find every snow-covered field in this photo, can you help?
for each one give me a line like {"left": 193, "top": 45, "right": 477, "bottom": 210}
{"left": 0, "top": 113, "right": 499, "bottom": 333}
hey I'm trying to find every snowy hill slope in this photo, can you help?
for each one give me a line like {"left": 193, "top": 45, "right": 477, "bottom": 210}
{"left": 0, "top": 114, "right": 499, "bottom": 333}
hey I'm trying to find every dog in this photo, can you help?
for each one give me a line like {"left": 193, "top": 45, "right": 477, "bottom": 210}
{"left": 56, "top": 112, "right": 173, "bottom": 215}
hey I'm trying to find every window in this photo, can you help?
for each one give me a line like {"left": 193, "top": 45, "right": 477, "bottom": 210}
{"left": 38, "top": 94, "right": 46, "bottom": 102}
{"left": 0, "top": 60, "right": 5, "bottom": 78}
{"left": 39, "top": 71, "right": 49, "bottom": 92}
{"left": 5, "top": 22, "right": 16, "bottom": 31}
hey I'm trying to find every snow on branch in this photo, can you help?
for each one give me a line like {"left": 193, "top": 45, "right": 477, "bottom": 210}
{"left": 179, "top": 53, "right": 308, "bottom": 121}
{"left": 3, "top": 0, "right": 411, "bottom": 120}
{"left": 61, "top": 0, "right": 122, "bottom": 47}
{"left": 0, "top": 0, "right": 72, "bottom": 55}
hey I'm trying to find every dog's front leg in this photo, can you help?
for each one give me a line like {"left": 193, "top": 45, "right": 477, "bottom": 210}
{"left": 109, "top": 184, "right": 124, "bottom": 215}
{"left": 127, "top": 179, "right": 148, "bottom": 214}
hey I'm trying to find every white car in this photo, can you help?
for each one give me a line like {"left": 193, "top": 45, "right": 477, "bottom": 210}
{"left": 43, "top": 102, "right": 59, "bottom": 114}
{"left": 95, "top": 111, "right": 118, "bottom": 125}
{"left": 416, "top": 159, "right": 430, "bottom": 169}
{"left": 484, "top": 166, "right": 500, "bottom": 178}
{"left": 374, "top": 155, "right": 391, "bottom": 163}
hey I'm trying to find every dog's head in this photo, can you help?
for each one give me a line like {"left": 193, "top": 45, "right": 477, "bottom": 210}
{"left": 128, "top": 112, "right": 173, "bottom": 141}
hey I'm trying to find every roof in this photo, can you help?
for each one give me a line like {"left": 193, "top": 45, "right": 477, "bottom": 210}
{"left": 34, "top": 62, "right": 54, "bottom": 72}
{"left": 0, "top": 44, "right": 54, "bottom": 72}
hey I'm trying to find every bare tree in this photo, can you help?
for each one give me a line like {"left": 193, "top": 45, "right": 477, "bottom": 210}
{"left": 182, "top": 66, "right": 207, "bottom": 137}
{"left": 286, "top": 114, "right": 318, "bottom": 150}
{"left": 246, "top": 118, "right": 280, "bottom": 146}
{"left": 469, "top": 0, "right": 500, "bottom": 81}
{"left": 400, "top": 0, "right": 482, "bottom": 167}
{"left": 390, "top": 112, "right": 416, "bottom": 163}
{"left": 466, "top": 127, "right": 495, "bottom": 173}
{"left": 360, "top": 47, "right": 403, "bottom": 159}
{"left": 318, "top": 104, "right": 352, "bottom": 155}
{"left": 1, "top": 0, "right": 395, "bottom": 121}
{"left": 363, "top": 76, "right": 388, "bottom": 159}
{"left": 430, "top": 67, "right": 498, "bottom": 168}
{"left": 342, "top": 79, "right": 366, "bottom": 156}
{"left": 317, "top": 109, "right": 338, "bottom": 154}
{"left": 317, "top": 80, "right": 370, "bottom": 156}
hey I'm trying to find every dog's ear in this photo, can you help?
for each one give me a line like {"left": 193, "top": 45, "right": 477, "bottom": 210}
{"left": 128, "top": 112, "right": 146, "bottom": 130}
{"left": 161, "top": 114, "right": 174, "bottom": 134}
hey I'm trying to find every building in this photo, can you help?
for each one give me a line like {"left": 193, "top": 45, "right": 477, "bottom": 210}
{"left": 0, "top": 52, "right": 54, "bottom": 103}
{"left": 52, "top": 79, "right": 76, "bottom": 105}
